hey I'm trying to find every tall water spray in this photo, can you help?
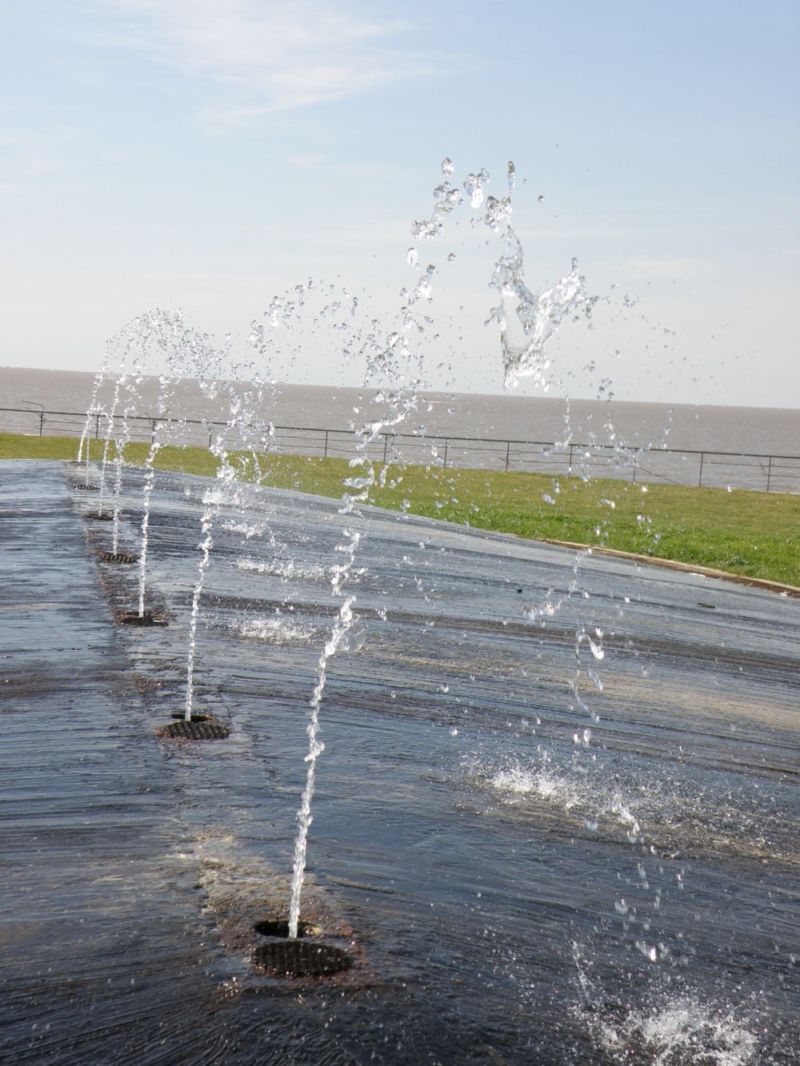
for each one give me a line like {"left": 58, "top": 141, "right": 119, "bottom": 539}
{"left": 110, "top": 368, "right": 143, "bottom": 556}
{"left": 77, "top": 353, "right": 109, "bottom": 468}
{"left": 286, "top": 158, "right": 592, "bottom": 937}
{"left": 182, "top": 367, "right": 273, "bottom": 722}
{"left": 134, "top": 311, "right": 205, "bottom": 617}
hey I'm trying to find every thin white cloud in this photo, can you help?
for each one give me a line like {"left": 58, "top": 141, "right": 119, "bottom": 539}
{"left": 86, "top": 0, "right": 454, "bottom": 122}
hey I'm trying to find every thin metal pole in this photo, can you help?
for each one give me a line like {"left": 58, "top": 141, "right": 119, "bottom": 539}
{"left": 323, "top": 430, "right": 329, "bottom": 459}
{"left": 767, "top": 456, "right": 773, "bottom": 492}
{"left": 442, "top": 439, "right": 449, "bottom": 469}
{"left": 631, "top": 455, "right": 637, "bottom": 483}
{"left": 698, "top": 452, "right": 704, "bottom": 487}
{"left": 95, "top": 412, "right": 100, "bottom": 439}
{"left": 39, "top": 411, "right": 44, "bottom": 436}
{"left": 383, "top": 434, "right": 390, "bottom": 464}
{"left": 505, "top": 440, "right": 511, "bottom": 471}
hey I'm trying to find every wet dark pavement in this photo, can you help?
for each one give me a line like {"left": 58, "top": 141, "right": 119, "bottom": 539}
{"left": 1, "top": 461, "right": 798, "bottom": 1065}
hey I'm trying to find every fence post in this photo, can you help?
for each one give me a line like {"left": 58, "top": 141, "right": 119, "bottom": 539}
{"left": 698, "top": 452, "right": 704, "bottom": 487}
{"left": 382, "top": 434, "right": 390, "bottom": 465}
{"left": 151, "top": 419, "right": 157, "bottom": 445}
{"left": 39, "top": 411, "right": 45, "bottom": 436}
{"left": 631, "top": 455, "right": 637, "bottom": 483}
{"left": 94, "top": 412, "right": 101, "bottom": 439}
{"left": 442, "top": 439, "right": 449, "bottom": 469}
{"left": 766, "top": 456, "right": 773, "bottom": 492}
{"left": 505, "top": 440, "right": 511, "bottom": 471}
{"left": 568, "top": 443, "right": 574, "bottom": 473}
{"left": 323, "top": 430, "right": 329, "bottom": 459}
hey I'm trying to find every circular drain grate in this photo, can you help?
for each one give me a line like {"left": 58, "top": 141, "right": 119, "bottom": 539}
{"left": 252, "top": 940, "right": 352, "bottom": 978}
{"left": 156, "top": 716, "right": 231, "bottom": 740}
{"left": 117, "top": 610, "right": 168, "bottom": 627}
{"left": 99, "top": 551, "right": 138, "bottom": 564}
{"left": 73, "top": 483, "right": 98, "bottom": 491}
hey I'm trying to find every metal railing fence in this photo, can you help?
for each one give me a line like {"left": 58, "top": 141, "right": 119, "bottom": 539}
{"left": 1, "top": 405, "right": 798, "bottom": 493}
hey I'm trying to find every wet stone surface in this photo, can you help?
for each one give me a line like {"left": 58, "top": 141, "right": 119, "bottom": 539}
{"left": 1, "top": 461, "right": 799, "bottom": 1065}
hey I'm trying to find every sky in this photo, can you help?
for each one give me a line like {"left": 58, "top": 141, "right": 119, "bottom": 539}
{"left": 1, "top": 0, "right": 798, "bottom": 407}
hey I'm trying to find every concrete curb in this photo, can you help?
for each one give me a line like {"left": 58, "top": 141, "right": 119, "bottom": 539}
{"left": 542, "top": 538, "right": 800, "bottom": 599}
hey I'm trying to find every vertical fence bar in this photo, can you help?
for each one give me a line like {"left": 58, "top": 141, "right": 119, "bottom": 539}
{"left": 38, "top": 411, "right": 44, "bottom": 436}
{"left": 766, "top": 456, "right": 773, "bottom": 493}
{"left": 631, "top": 454, "right": 637, "bottom": 483}
{"left": 323, "top": 429, "right": 329, "bottom": 459}
{"left": 698, "top": 452, "right": 704, "bottom": 487}
{"left": 505, "top": 440, "right": 511, "bottom": 471}
{"left": 382, "top": 434, "right": 390, "bottom": 464}
{"left": 94, "top": 412, "right": 101, "bottom": 439}
{"left": 568, "top": 443, "right": 574, "bottom": 474}
{"left": 442, "top": 438, "right": 449, "bottom": 469}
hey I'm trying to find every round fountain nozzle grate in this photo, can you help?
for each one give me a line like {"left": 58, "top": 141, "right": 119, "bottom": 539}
{"left": 73, "top": 483, "right": 99, "bottom": 491}
{"left": 156, "top": 716, "right": 230, "bottom": 740}
{"left": 252, "top": 940, "right": 352, "bottom": 978}
{"left": 98, "top": 550, "right": 138, "bottom": 564}
{"left": 117, "top": 610, "right": 168, "bottom": 626}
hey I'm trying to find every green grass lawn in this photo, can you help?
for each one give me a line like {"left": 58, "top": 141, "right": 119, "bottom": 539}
{"left": 3, "top": 431, "right": 798, "bottom": 587}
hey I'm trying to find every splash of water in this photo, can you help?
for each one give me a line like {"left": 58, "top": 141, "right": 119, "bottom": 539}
{"left": 589, "top": 994, "right": 759, "bottom": 1065}
{"left": 230, "top": 616, "right": 313, "bottom": 644}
